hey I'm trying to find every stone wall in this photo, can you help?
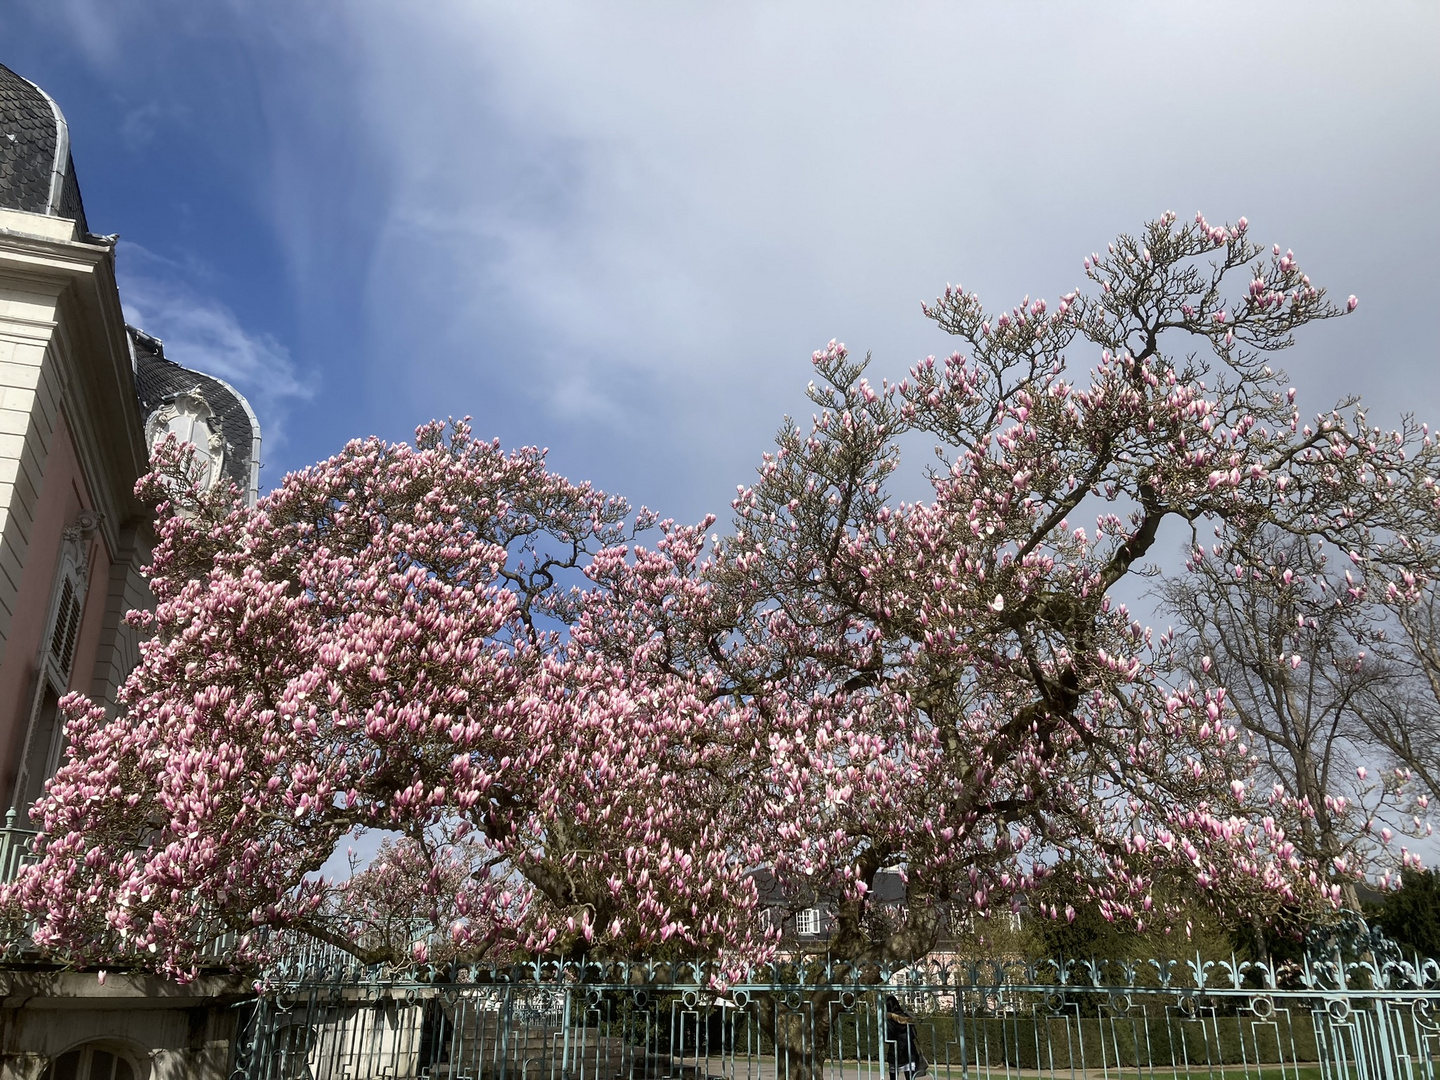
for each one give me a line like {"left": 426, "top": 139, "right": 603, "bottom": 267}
{"left": 0, "top": 969, "right": 249, "bottom": 1080}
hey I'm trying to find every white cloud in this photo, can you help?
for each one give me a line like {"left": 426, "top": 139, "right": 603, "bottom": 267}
{"left": 117, "top": 244, "right": 316, "bottom": 444}
{"left": 118, "top": 100, "right": 186, "bottom": 152}
{"left": 24, "top": 0, "right": 1440, "bottom": 519}
{"left": 319, "top": 1, "right": 1440, "bottom": 518}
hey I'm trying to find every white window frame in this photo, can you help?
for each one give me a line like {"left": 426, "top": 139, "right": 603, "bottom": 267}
{"left": 795, "top": 907, "right": 822, "bottom": 936}
{"left": 145, "top": 388, "right": 226, "bottom": 493}
{"left": 46, "top": 1040, "right": 139, "bottom": 1080}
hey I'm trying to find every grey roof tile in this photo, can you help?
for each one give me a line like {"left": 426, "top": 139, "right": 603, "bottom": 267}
{"left": 1, "top": 62, "right": 88, "bottom": 232}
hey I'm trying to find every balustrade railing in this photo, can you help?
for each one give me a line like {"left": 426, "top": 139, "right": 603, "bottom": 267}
{"left": 0, "top": 808, "right": 38, "bottom": 885}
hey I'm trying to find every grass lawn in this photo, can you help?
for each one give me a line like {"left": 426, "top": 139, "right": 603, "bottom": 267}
{"left": 916, "top": 1068, "right": 1327, "bottom": 1080}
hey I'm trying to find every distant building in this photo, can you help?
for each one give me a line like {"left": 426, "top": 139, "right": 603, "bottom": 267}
{"left": 750, "top": 865, "right": 1027, "bottom": 984}
{"left": 751, "top": 867, "right": 910, "bottom": 945}
{"left": 0, "top": 61, "right": 259, "bottom": 1078}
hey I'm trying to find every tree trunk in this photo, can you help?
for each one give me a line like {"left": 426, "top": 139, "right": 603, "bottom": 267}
{"left": 1251, "top": 918, "right": 1271, "bottom": 971}
{"left": 752, "top": 990, "right": 837, "bottom": 1080}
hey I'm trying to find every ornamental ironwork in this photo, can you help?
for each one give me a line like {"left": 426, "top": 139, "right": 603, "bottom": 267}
{"left": 232, "top": 949, "right": 1440, "bottom": 1080}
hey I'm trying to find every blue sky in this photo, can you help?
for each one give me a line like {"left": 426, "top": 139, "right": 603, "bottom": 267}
{"left": 3, "top": 1, "right": 1437, "bottom": 529}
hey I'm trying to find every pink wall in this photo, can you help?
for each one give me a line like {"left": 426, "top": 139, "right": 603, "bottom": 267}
{"left": 0, "top": 410, "right": 113, "bottom": 810}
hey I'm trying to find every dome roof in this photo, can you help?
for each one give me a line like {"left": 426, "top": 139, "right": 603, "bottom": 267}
{"left": 0, "top": 62, "right": 88, "bottom": 231}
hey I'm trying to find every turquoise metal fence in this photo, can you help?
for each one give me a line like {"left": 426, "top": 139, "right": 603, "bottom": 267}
{"left": 231, "top": 950, "right": 1440, "bottom": 1080}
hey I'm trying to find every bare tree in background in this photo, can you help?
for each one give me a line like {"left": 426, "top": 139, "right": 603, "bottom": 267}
{"left": 1356, "top": 584, "right": 1440, "bottom": 809}
{"left": 1160, "top": 529, "right": 1406, "bottom": 915}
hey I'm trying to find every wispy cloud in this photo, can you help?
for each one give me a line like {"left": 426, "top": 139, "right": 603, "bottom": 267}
{"left": 118, "top": 100, "right": 187, "bottom": 151}
{"left": 330, "top": 1, "right": 1440, "bottom": 516}
{"left": 117, "top": 243, "right": 316, "bottom": 445}
{"left": 16, "top": 0, "right": 1440, "bottom": 521}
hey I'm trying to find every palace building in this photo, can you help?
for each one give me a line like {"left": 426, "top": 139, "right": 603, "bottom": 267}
{"left": 0, "top": 61, "right": 259, "bottom": 1078}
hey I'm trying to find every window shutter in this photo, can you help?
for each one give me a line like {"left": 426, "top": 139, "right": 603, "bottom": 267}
{"left": 47, "top": 576, "right": 83, "bottom": 677}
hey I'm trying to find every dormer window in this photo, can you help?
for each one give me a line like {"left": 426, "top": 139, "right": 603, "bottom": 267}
{"left": 132, "top": 328, "right": 263, "bottom": 506}
{"left": 145, "top": 388, "right": 226, "bottom": 491}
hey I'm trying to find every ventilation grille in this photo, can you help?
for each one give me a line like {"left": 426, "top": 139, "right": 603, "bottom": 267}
{"left": 48, "top": 577, "right": 82, "bottom": 676}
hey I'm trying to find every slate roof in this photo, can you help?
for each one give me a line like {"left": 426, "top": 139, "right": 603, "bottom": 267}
{"left": 750, "top": 868, "right": 908, "bottom": 907}
{"left": 0, "top": 62, "right": 88, "bottom": 233}
{"left": 131, "top": 328, "right": 260, "bottom": 497}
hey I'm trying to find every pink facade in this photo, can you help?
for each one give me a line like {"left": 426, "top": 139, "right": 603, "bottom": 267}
{"left": 0, "top": 410, "right": 113, "bottom": 810}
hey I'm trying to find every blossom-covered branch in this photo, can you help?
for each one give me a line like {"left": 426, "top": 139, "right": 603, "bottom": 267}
{"left": 6, "top": 213, "right": 1435, "bottom": 979}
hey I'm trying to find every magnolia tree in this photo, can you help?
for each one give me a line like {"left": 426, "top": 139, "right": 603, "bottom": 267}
{"left": 5, "top": 213, "right": 1437, "bottom": 983}
{"left": 1356, "top": 581, "right": 1440, "bottom": 812}
{"left": 4, "top": 427, "right": 772, "bottom": 976}
{"left": 638, "top": 211, "right": 1439, "bottom": 964}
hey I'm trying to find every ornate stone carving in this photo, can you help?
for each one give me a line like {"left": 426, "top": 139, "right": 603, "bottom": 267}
{"left": 58, "top": 508, "right": 100, "bottom": 590}
{"left": 144, "top": 387, "right": 227, "bottom": 491}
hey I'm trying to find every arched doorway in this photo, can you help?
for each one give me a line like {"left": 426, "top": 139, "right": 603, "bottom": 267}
{"left": 44, "top": 1044, "right": 138, "bottom": 1080}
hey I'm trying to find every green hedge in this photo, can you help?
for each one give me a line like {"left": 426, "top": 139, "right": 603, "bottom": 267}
{"left": 594, "top": 995, "right": 1329, "bottom": 1068}
{"left": 904, "top": 1014, "right": 1320, "bottom": 1069}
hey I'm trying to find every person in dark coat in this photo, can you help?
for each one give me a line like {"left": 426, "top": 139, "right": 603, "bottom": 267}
{"left": 884, "top": 995, "right": 928, "bottom": 1079}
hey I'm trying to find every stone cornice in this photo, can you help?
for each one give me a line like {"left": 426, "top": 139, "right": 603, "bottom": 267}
{"left": 0, "top": 223, "right": 151, "bottom": 555}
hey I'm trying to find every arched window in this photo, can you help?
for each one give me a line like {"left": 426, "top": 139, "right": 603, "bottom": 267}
{"left": 45, "top": 1044, "right": 137, "bottom": 1080}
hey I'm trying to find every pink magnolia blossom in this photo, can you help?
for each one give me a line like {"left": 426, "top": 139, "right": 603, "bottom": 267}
{"left": 7, "top": 215, "right": 1433, "bottom": 978}
{"left": 3, "top": 424, "right": 768, "bottom": 978}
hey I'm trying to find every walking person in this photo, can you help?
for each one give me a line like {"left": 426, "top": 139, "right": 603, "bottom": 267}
{"left": 884, "top": 996, "right": 929, "bottom": 1080}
